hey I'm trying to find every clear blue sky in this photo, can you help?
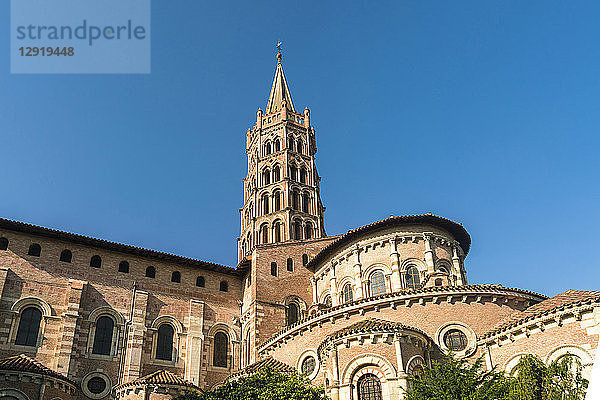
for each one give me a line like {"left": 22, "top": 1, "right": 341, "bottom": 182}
{"left": 1, "top": 1, "right": 598, "bottom": 296}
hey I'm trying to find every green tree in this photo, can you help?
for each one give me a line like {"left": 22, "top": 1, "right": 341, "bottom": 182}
{"left": 174, "top": 367, "right": 328, "bottom": 400}
{"left": 509, "top": 354, "right": 588, "bottom": 400}
{"left": 405, "top": 356, "right": 510, "bottom": 400}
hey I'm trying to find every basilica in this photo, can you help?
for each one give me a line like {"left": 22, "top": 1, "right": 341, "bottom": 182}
{"left": 0, "top": 52, "right": 597, "bottom": 400}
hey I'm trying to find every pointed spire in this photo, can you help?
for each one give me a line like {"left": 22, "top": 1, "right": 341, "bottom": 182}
{"left": 266, "top": 51, "right": 296, "bottom": 114}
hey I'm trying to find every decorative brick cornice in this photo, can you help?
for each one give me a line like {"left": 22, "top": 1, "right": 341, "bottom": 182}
{"left": 0, "top": 217, "right": 240, "bottom": 276}
{"left": 258, "top": 285, "right": 546, "bottom": 354}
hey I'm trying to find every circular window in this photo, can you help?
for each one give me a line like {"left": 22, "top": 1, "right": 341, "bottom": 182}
{"left": 87, "top": 377, "right": 107, "bottom": 394}
{"left": 444, "top": 329, "right": 467, "bottom": 351}
{"left": 81, "top": 372, "right": 111, "bottom": 399}
{"left": 301, "top": 356, "right": 316, "bottom": 376}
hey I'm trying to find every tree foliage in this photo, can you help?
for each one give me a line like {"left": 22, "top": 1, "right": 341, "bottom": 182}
{"left": 509, "top": 354, "right": 588, "bottom": 400}
{"left": 174, "top": 367, "right": 328, "bottom": 400}
{"left": 405, "top": 356, "right": 510, "bottom": 400}
{"left": 406, "top": 354, "right": 588, "bottom": 400}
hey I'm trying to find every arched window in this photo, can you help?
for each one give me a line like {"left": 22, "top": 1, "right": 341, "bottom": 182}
{"left": 297, "top": 139, "right": 303, "bottom": 154}
{"left": 287, "top": 137, "right": 294, "bottom": 150}
{"left": 273, "top": 190, "right": 281, "bottom": 211}
{"left": 357, "top": 373, "right": 383, "bottom": 400}
{"left": 323, "top": 295, "right": 332, "bottom": 308}
{"left": 261, "top": 193, "right": 269, "bottom": 215}
{"left": 145, "top": 266, "right": 156, "bottom": 278}
{"left": 27, "top": 243, "right": 41, "bottom": 257}
{"left": 287, "top": 258, "right": 294, "bottom": 272}
{"left": 369, "top": 271, "right": 386, "bottom": 296}
{"left": 219, "top": 281, "right": 228, "bottom": 292}
{"left": 261, "top": 224, "right": 269, "bottom": 244}
{"left": 271, "top": 262, "right": 278, "bottom": 277}
{"left": 302, "top": 254, "right": 308, "bottom": 266}
{"left": 59, "top": 249, "right": 72, "bottom": 263}
{"left": 273, "top": 165, "right": 281, "bottom": 181}
{"left": 293, "top": 220, "right": 302, "bottom": 240}
{"left": 341, "top": 284, "right": 353, "bottom": 304}
{"left": 196, "top": 276, "right": 205, "bottom": 287}
{"left": 289, "top": 166, "right": 298, "bottom": 181}
{"left": 118, "top": 261, "right": 129, "bottom": 273}
{"left": 171, "top": 271, "right": 181, "bottom": 283}
{"left": 92, "top": 316, "right": 114, "bottom": 355}
{"left": 302, "top": 193, "right": 310, "bottom": 212}
{"left": 274, "top": 139, "right": 281, "bottom": 152}
{"left": 156, "top": 324, "right": 174, "bottom": 361}
{"left": 304, "top": 222, "right": 313, "bottom": 239}
{"left": 213, "top": 332, "right": 228, "bottom": 367}
{"left": 15, "top": 307, "right": 42, "bottom": 347}
{"left": 292, "top": 189, "right": 300, "bottom": 210}
{"left": 273, "top": 221, "right": 281, "bottom": 243}
{"left": 300, "top": 167, "right": 307, "bottom": 184}
{"left": 405, "top": 266, "right": 421, "bottom": 290}
{"left": 262, "top": 169, "right": 271, "bottom": 186}
{"left": 0, "top": 237, "right": 8, "bottom": 251}
{"left": 287, "top": 303, "right": 299, "bottom": 326}
{"left": 264, "top": 142, "right": 271, "bottom": 155}
{"left": 90, "top": 255, "right": 102, "bottom": 268}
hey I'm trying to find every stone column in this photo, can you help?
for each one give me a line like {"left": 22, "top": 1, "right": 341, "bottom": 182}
{"left": 330, "top": 346, "right": 340, "bottom": 400}
{"left": 452, "top": 245, "right": 465, "bottom": 285}
{"left": 394, "top": 334, "right": 408, "bottom": 398}
{"left": 311, "top": 277, "right": 318, "bottom": 304}
{"left": 352, "top": 246, "right": 363, "bottom": 300}
{"left": 122, "top": 290, "right": 149, "bottom": 383}
{"left": 56, "top": 279, "right": 85, "bottom": 378}
{"left": 329, "top": 263, "right": 339, "bottom": 307}
{"left": 389, "top": 237, "right": 402, "bottom": 291}
{"left": 423, "top": 233, "right": 435, "bottom": 274}
{"left": 185, "top": 299, "right": 205, "bottom": 386}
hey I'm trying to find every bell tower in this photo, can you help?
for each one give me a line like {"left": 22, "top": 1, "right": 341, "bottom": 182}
{"left": 238, "top": 51, "right": 326, "bottom": 261}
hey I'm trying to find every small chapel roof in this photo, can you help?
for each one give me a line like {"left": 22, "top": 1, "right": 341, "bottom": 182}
{"left": 0, "top": 354, "right": 73, "bottom": 384}
{"left": 114, "top": 369, "right": 199, "bottom": 390}
{"left": 265, "top": 51, "right": 296, "bottom": 114}
{"left": 324, "top": 318, "right": 427, "bottom": 341}
{"left": 227, "top": 356, "right": 296, "bottom": 381}
{"left": 482, "top": 289, "right": 600, "bottom": 338}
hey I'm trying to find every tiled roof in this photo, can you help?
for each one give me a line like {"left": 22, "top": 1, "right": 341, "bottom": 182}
{"left": 0, "top": 217, "right": 240, "bottom": 275}
{"left": 114, "top": 369, "right": 198, "bottom": 390}
{"left": 228, "top": 356, "right": 296, "bottom": 380}
{"left": 306, "top": 214, "right": 471, "bottom": 269}
{"left": 482, "top": 289, "right": 600, "bottom": 338}
{"left": 325, "top": 318, "right": 426, "bottom": 342}
{"left": 0, "top": 354, "right": 72, "bottom": 383}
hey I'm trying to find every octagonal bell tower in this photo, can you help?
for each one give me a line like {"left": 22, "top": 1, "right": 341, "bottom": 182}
{"left": 238, "top": 51, "right": 326, "bottom": 261}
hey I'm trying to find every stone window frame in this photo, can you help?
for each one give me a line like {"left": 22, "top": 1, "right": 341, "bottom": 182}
{"left": 362, "top": 264, "right": 392, "bottom": 298}
{"left": 8, "top": 297, "right": 54, "bottom": 351}
{"left": 435, "top": 321, "right": 477, "bottom": 358}
{"left": 337, "top": 277, "right": 354, "bottom": 304}
{"left": 284, "top": 295, "right": 307, "bottom": 325}
{"left": 296, "top": 349, "right": 319, "bottom": 380}
{"left": 341, "top": 354, "right": 397, "bottom": 400}
{"left": 504, "top": 353, "right": 542, "bottom": 376}
{"left": 207, "top": 323, "right": 238, "bottom": 373}
{"left": 85, "top": 306, "right": 124, "bottom": 360}
{"left": 545, "top": 345, "right": 594, "bottom": 380}
{"left": 150, "top": 315, "right": 183, "bottom": 366}
{"left": 81, "top": 371, "right": 112, "bottom": 399}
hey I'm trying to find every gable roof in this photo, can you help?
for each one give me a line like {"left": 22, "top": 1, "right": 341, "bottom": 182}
{"left": 306, "top": 214, "right": 471, "bottom": 269}
{"left": 0, "top": 217, "right": 240, "bottom": 276}
{"left": 482, "top": 289, "right": 600, "bottom": 339}
{"left": 114, "top": 369, "right": 198, "bottom": 390}
{"left": 227, "top": 356, "right": 296, "bottom": 380}
{"left": 0, "top": 354, "right": 72, "bottom": 383}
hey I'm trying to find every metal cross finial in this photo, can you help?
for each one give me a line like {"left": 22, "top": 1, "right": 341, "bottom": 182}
{"left": 276, "top": 41, "right": 282, "bottom": 52}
